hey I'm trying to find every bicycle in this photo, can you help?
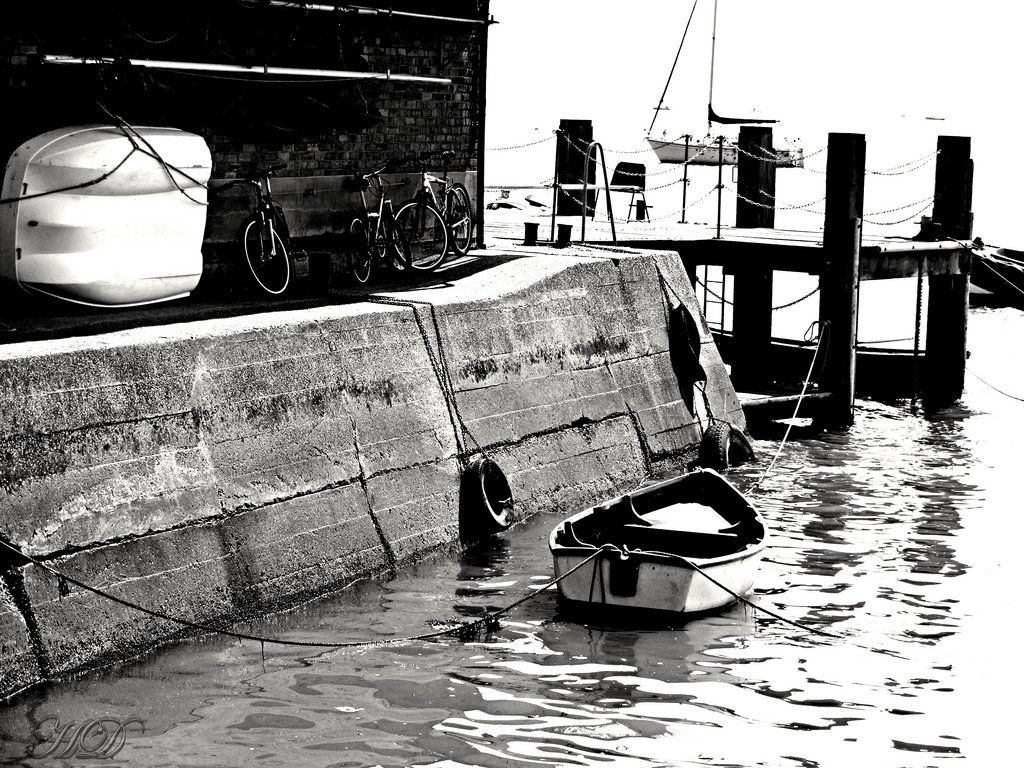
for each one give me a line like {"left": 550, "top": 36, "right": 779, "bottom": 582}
{"left": 212, "top": 163, "right": 291, "bottom": 296}
{"left": 344, "top": 160, "right": 413, "bottom": 284}
{"left": 347, "top": 161, "right": 449, "bottom": 281}
{"left": 402, "top": 150, "right": 474, "bottom": 259}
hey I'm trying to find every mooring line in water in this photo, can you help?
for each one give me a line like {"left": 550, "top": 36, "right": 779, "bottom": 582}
{"left": 0, "top": 538, "right": 602, "bottom": 651}
{"left": 641, "top": 548, "right": 840, "bottom": 639}
{"left": 966, "top": 366, "right": 1024, "bottom": 403}
{"left": 749, "top": 321, "right": 830, "bottom": 492}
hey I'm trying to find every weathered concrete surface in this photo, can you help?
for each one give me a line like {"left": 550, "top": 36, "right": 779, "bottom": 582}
{"left": 0, "top": 578, "right": 38, "bottom": 700}
{"left": 0, "top": 245, "right": 744, "bottom": 699}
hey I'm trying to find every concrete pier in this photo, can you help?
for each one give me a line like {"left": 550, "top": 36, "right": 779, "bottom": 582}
{"left": 0, "top": 244, "right": 744, "bottom": 700}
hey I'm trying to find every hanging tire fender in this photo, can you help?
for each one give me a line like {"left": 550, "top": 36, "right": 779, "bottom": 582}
{"left": 460, "top": 456, "right": 514, "bottom": 539}
{"left": 699, "top": 421, "right": 756, "bottom": 469}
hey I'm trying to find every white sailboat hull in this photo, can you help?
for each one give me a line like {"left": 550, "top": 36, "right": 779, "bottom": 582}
{"left": 1, "top": 124, "right": 212, "bottom": 307}
{"left": 647, "top": 137, "right": 804, "bottom": 168}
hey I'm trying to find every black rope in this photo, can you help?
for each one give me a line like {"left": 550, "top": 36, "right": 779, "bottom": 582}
{"left": 641, "top": 547, "right": 839, "bottom": 638}
{"left": 0, "top": 537, "right": 602, "bottom": 650}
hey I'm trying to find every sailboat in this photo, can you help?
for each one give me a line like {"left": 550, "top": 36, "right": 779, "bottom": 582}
{"left": 645, "top": 0, "right": 803, "bottom": 168}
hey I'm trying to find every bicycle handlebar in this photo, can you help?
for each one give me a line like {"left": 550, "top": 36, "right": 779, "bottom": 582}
{"left": 208, "top": 163, "right": 289, "bottom": 195}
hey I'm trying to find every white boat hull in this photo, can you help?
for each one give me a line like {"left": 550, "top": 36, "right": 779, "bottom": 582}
{"left": 549, "top": 468, "right": 768, "bottom": 616}
{"left": 552, "top": 542, "right": 765, "bottom": 614}
{"left": 1, "top": 124, "right": 212, "bottom": 307}
{"left": 647, "top": 137, "right": 804, "bottom": 168}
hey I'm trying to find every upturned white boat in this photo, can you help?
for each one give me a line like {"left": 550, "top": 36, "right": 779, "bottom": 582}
{"left": 1, "top": 124, "right": 211, "bottom": 307}
{"left": 549, "top": 468, "right": 767, "bottom": 616}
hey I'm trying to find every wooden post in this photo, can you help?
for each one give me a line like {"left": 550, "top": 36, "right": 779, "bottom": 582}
{"left": 923, "top": 135, "right": 973, "bottom": 409}
{"left": 818, "top": 132, "right": 866, "bottom": 427}
{"left": 932, "top": 135, "right": 973, "bottom": 240}
{"left": 736, "top": 126, "right": 776, "bottom": 228}
{"left": 555, "top": 119, "right": 594, "bottom": 217}
{"left": 729, "top": 267, "right": 774, "bottom": 391}
{"left": 729, "top": 127, "right": 777, "bottom": 391}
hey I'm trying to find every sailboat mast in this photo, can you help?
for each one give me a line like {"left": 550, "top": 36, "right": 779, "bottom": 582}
{"left": 646, "top": 0, "right": 701, "bottom": 137}
{"left": 708, "top": 0, "right": 719, "bottom": 135}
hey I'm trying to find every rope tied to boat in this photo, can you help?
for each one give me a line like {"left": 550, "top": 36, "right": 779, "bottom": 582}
{"left": 583, "top": 541, "right": 838, "bottom": 639}
{"left": 749, "top": 320, "right": 830, "bottom": 491}
{"left": 0, "top": 537, "right": 604, "bottom": 652}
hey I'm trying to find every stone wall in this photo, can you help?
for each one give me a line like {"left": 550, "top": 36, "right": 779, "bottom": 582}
{"left": 0, "top": 247, "right": 745, "bottom": 700}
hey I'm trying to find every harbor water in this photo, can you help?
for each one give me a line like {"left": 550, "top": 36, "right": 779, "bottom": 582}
{"left": 1, "top": 304, "right": 1021, "bottom": 765}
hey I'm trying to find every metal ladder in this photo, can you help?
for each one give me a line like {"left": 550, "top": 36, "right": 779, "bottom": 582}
{"left": 550, "top": 133, "right": 617, "bottom": 245}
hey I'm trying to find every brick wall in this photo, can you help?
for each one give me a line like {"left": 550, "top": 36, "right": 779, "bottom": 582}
{"left": 0, "top": 1, "right": 487, "bottom": 176}
{"left": 1, "top": 1, "right": 488, "bottom": 289}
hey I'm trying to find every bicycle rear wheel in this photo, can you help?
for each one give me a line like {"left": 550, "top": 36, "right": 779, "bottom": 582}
{"left": 242, "top": 216, "right": 291, "bottom": 295}
{"left": 347, "top": 217, "right": 373, "bottom": 284}
{"left": 394, "top": 201, "right": 449, "bottom": 272}
{"left": 445, "top": 183, "right": 473, "bottom": 256}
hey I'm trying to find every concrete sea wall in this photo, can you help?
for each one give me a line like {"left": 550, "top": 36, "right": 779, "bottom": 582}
{"left": 0, "top": 247, "right": 745, "bottom": 701}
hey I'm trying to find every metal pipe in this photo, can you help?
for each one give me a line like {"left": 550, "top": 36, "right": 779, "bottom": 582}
{"left": 43, "top": 55, "right": 453, "bottom": 84}
{"left": 550, "top": 130, "right": 562, "bottom": 243}
{"left": 681, "top": 134, "right": 691, "bottom": 223}
{"left": 716, "top": 135, "right": 724, "bottom": 239}
{"left": 266, "top": 1, "right": 490, "bottom": 24}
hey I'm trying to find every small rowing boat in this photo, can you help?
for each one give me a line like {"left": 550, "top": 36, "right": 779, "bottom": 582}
{"left": 549, "top": 468, "right": 767, "bottom": 617}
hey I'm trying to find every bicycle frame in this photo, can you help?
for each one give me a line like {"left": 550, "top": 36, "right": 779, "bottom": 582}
{"left": 252, "top": 176, "right": 284, "bottom": 257}
{"left": 356, "top": 175, "right": 398, "bottom": 247}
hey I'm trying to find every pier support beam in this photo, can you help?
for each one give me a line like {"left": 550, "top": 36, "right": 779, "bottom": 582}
{"left": 555, "top": 119, "right": 594, "bottom": 217}
{"left": 923, "top": 135, "right": 973, "bottom": 409}
{"left": 818, "top": 133, "right": 865, "bottom": 427}
{"left": 730, "top": 127, "right": 777, "bottom": 391}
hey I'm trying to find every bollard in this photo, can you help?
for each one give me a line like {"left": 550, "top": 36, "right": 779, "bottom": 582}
{"left": 523, "top": 221, "right": 539, "bottom": 246}
{"left": 556, "top": 223, "right": 572, "bottom": 248}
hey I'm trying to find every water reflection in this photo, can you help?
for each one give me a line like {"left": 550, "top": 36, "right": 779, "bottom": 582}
{"left": 4, "top": 370, "right": 1018, "bottom": 765}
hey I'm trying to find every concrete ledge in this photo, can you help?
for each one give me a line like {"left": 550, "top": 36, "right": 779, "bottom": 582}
{"left": 0, "top": 244, "right": 744, "bottom": 698}
{"left": 0, "top": 579, "right": 39, "bottom": 698}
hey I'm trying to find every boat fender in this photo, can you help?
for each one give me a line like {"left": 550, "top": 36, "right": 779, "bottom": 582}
{"left": 669, "top": 302, "right": 707, "bottom": 386}
{"left": 699, "top": 421, "right": 756, "bottom": 470}
{"left": 459, "top": 456, "right": 513, "bottom": 539}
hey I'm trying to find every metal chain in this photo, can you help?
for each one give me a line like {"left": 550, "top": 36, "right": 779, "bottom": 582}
{"left": 695, "top": 277, "right": 819, "bottom": 311}
{"left": 867, "top": 149, "right": 939, "bottom": 176}
{"left": 724, "top": 182, "right": 827, "bottom": 214}
{"left": 486, "top": 133, "right": 556, "bottom": 151}
{"left": 863, "top": 197, "right": 934, "bottom": 225}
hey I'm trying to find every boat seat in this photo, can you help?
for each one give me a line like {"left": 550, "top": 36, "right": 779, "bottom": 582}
{"left": 618, "top": 524, "right": 740, "bottom": 559}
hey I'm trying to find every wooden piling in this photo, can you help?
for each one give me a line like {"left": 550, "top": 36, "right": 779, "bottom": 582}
{"left": 555, "top": 119, "right": 594, "bottom": 217}
{"left": 729, "top": 127, "right": 778, "bottom": 391}
{"left": 818, "top": 132, "right": 866, "bottom": 427}
{"left": 923, "top": 135, "right": 973, "bottom": 409}
{"left": 729, "top": 269, "right": 774, "bottom": 391}
{"left": 736, "top": 126, "right": 776, "bottom": 228}
{"left": 932, "top": 136, "right": 973, "bottom": 240}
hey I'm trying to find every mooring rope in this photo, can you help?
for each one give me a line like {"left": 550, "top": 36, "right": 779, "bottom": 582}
{"left": 966, "top": 367, "right": 1024, "bottom": 403}
{"left": 749, "top": 320, "right": 830, "bottom": 492}
{"left": 0, "top": 537, "right": 604, "bottom": 650}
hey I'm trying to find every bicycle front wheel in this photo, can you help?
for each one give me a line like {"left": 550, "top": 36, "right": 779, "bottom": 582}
{"left": 445, "top": 183, "right": 473, "bottom": 256}
{"left": 347, "top": 217, "right": 373, "bottom": 284}
{"left": 242, "top": 217, "right": 291, "bottom": 295}
{"left": 394, "top": 202, "right": 449, "bottom": 272}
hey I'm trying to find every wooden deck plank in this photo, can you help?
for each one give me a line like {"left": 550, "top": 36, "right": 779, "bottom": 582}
{"left": 482, "top": 209, "right": 971, "bottom": 280}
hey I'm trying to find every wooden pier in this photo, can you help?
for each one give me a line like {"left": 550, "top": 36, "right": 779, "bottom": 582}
{"left": 485, "top": 127, "right": 975, "bottom": 429}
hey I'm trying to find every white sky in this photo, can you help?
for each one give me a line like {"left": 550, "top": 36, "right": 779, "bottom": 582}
{"left": 484, "top": 0, "right": 1024, "bottom": 244}
{"left": 486, "top": 0, "right": 1020, "bottom": 140}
